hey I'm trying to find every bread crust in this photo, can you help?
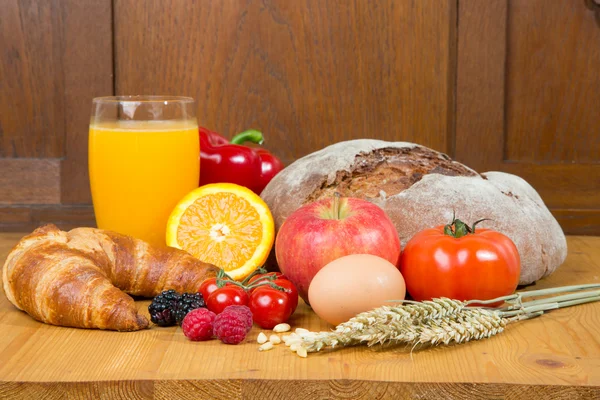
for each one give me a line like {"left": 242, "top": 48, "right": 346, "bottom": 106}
{"left": 261, "top": 140, "right": 567, "bottom": 285}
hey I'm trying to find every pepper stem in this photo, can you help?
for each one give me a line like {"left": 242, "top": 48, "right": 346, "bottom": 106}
{"left": 230, "top": 129, "right": 264, "bottom": 145}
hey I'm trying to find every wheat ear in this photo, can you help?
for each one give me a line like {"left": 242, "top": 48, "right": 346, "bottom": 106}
{"left": 284, "top": 284, "right": 600, "bottom": 356}
{"left": 287, "top": 307, "right": 504, "bottom": 352}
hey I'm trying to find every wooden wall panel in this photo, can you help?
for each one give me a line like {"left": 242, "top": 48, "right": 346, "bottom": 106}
{"left": 60, "top": 0, "right": 114, "bottom": 204}
{"left": 456, "top": 0, "right": 600, "bottom": 235}
{"left": 0, "top": 160, "right": 60, "bottom": 204}
{"left": 455, "top": 0, "right": 506, "bottom": 172}
{"left": 0, "top": 206, "right": 95, "bottom": 232}
{"left": 505, "top": 0, "right": 600, "bottom": 164}
{"left": 0, "top": 0, "right": 112, "bottom": 231}
{"left": 2, "top": 0, "right": 598, "bottom": 234}
{"left": 0, "top": 0, "right": 65, "bottom": 158}
{"left": 114, "top": 0, "right": 457, "bottom": 164}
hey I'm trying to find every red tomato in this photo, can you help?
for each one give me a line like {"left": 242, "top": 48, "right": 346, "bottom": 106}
{"left": 271, "top": 278, "right": 299, "bottom": 313}
{"left": 199, "top": 278, "right": 219, "bottom": 300}
{"left": 399, "top": 222, "right": 521, "bottom": 303}
{"left": 248, "top": 272, "right": 285, "bottom": 287}
{"left": 200, "top": 277, "right": 235, "bottom": 301}
{"left": 246, "top": 273, "right": 298, "bottom": 312}
{"left": 206, "top": 286, "right": 249, "bottom": 314}
{"left": 249, "top": 287, "right": 294, "bottom": 329}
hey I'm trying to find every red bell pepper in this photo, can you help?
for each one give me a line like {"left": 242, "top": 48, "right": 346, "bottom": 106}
{"left": 199, "top": 127, "right": 284, "bottom": 194}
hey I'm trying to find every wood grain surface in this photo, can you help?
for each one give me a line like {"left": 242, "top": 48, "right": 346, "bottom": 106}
{"left": 505, "top": 0, "right": 600, "bottom": 164}
{"left": 0, "top": 205, "right": 96, "bottom": 232}
{"left": 455, "top": 0, "right": 506, "bottom": 172}
{"left": 0, "top": 0, "right": 65, "bottom": 159}
{"left": 114, "top": 0, "right": 456, "bottom": 164}
{"left": 553, "top": 210, "right": 600, "bottom": 237}
{"left": 0, "top": 159, "right": 60, "bottom": 204}
{"left": 0, "top": 0, "right": 112, "bottom": 217}
{"left": 1, "top": 234, "right": 599, "bottom": 399}
{"left": 60, "top": 0, "right": 113, "bottom": 204}
{"left": 2, "top": 0, "right": 600, "bottom": 235}
{"left": 455, "top": 0, "right": 600, "bottom": 235}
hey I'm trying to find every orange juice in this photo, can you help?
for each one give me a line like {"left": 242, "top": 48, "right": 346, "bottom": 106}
{"left": 89, "top": 119, "right": 199, "bottom": 247}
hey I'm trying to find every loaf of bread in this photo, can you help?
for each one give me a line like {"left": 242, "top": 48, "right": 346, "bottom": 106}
{"left": 261, "top": 140, "right": 567, "bottom": 285}
{"left": 2, "top": 224, "right": 219, "bottom": 331}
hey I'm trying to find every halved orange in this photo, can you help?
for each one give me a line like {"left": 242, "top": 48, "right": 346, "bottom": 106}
{"left": 166, "top": 183, "right": 275, "bottom": 281}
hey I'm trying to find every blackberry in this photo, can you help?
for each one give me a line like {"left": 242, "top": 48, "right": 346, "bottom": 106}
{"left": 148, "top": 290, "right": 205, "bottom": 327}
{"left": 174, "top": 292, "right": 206, "bottom": 325}
{"left": 148, "top": 289, "right": 181, "bottom": 327}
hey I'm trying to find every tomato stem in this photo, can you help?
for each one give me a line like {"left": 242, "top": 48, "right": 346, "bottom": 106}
{"left": 216, "top": 269, "right": 234, "bottom": 288}
{"left": 240, "top": 266, "right": 268, "bottom": 285}
{"left": 443, "top": 217, "right": 470, "bottom": 238}
{"left": 443, "top": 214, "right": 492, "bottom": 238}
{"left": 471, "top": 218, "right": 492, "bottom": 233}
{"left": 214, "top": 268, "right": 289, "bottom": 293}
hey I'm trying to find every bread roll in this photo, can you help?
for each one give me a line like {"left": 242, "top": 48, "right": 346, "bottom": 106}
{"left": 261, "top": 140, "right": 567, "bottom": 285}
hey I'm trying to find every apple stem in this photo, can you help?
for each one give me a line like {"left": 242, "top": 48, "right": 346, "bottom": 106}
{"left": 333, "top": 192, "right": 341, "bottom": 220}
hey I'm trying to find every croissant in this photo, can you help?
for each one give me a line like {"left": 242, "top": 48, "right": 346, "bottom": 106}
{"left": 2, "top": 224, "right": 219, "bottom": 331}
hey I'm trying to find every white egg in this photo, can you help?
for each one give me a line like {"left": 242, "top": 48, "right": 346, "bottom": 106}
{"left": 308, "top": 254, "right": 406, "bottom": 326}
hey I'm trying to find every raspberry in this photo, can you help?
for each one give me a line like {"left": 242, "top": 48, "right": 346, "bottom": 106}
{"left": 213, "top": 309, "right": 249, "bottom": 344}
{"left": 221, "top": 305, "right": 253, "bottom": 333}
{"left": 181, "top": 308, "right": 216, "bottom": 341}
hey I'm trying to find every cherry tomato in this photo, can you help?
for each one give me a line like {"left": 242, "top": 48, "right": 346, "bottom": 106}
{"left": 206, "top": 286, "right": 249, "bottom": 314}
{"left": 270, "top": 278, "right": 299, "bottom": 312}
{"left": 199, "top": 277, "right": 235, "bottom": 301}
{"left": 246, "top": 274, "right": 298, "bottom": 311}
{"left": 400, "top": 218, "right": 521, "bottom": 304}
{"left": 249, "top": 287, "right": 294, "bottom": 329}
{"left": 199, "top": 278, "right": 220, "bottom": 300}
{"left": 247, "top": 272, "right": 285, "bottom": 287}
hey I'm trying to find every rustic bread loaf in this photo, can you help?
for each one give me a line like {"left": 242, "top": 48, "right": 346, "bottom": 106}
{"left": 261, "top": 139, "right": 567, "bottom": 285}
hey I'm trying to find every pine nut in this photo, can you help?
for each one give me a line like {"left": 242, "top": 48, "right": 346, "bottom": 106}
{"left": 290, "top": 343, "right": 300, "bottom": 351}
{"left": 284, "top": 333, "right": 299, "bottom": 346}
{"left": 269, "top": 334, "right": 282, "bottom": 344}
{"left": 295, "top": 328, "right": 309, "bottom": 334}
{"left": 258, "top": 342, "right": 274, "bottom": 352}
{"left": 297, "top": 347, "right": 308, "bottom": 358}
{"left": 273, "top": 323, "right": 291, "bottom": 333}
{"left": 257, "top": 332, "right": 268, "bottom": 344}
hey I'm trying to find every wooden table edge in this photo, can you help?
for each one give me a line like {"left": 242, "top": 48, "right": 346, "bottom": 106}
{"left": 1, "top": 379, "right": 600, "bottom": 399}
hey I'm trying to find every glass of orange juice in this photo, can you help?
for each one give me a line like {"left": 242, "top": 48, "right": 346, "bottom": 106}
{"left": 89, "top": 96, "right": 199, "bottom": 247}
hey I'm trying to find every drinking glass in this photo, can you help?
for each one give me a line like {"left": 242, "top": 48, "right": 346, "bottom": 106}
{"left": 89, "top": 96, "right": 199, "bottom": 247}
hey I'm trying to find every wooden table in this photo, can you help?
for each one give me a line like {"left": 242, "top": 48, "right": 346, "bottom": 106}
{"left": 1, "top": 233, "right": 599, "bottom": 399}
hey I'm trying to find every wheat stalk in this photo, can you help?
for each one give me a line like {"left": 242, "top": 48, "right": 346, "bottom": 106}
{"left": 283, "top": 284, "right": 600, "bottom": 356}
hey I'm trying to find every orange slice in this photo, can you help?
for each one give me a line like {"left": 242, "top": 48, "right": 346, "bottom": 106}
{"left": 166, "top": 183, "right": 275, "bottom": 281}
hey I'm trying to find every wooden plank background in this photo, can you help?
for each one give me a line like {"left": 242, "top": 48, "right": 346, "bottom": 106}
{"left": 455, "top": 0, "right": 600, "bottom": 235}
{"left": 0, "top": 0, "right": 110, "bottom": 230}
{"left": 114, "top": 0, "right": 457, "bottom": 164}
{"left": 0, "top": 0, "right": 598, "bottom": 234}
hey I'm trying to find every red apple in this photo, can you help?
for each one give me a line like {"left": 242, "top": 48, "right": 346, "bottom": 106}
{"left": 274, "top": 194, "right": 401, "bottom": 303}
